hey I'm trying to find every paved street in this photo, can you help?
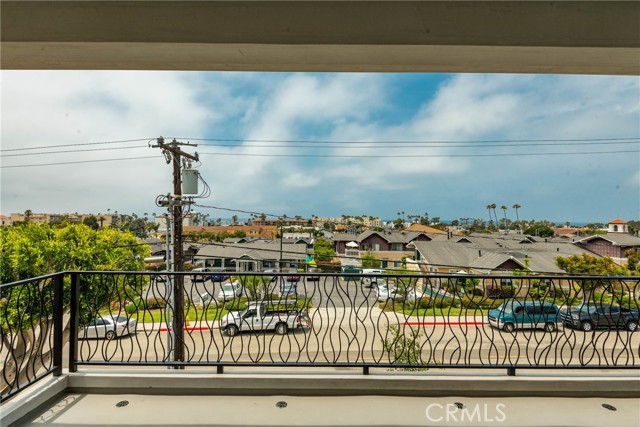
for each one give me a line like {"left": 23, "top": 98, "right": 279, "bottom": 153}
{"left": 76, "top": 305, "right": 640, "bottom": 368}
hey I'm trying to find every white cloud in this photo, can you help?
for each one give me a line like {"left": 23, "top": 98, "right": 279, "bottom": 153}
{"left": 1, "top": 71, "right": 638, "bottom": 223}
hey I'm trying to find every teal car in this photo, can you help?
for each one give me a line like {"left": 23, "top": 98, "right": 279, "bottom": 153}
{"left": 488, "top": 300, "right": 560, "bottom": 332}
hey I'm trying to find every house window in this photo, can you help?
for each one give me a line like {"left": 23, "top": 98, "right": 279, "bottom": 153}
{"left": 373, "top": 244, "right": 380, "bottom": 251}
{"left": 391, "top": 243, "right": 404, "bottom": 251}
{"left": 500, "top": 278, "right": 513, "bottom": 287}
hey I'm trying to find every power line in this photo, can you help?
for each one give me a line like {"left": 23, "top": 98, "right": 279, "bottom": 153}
{"left": 177, "top": 136, "right": 640, "bottom": 145}
{"left": 0, "top": 155, "right": 161, "bottom": 169}
{"left": 193, "top": 203, "right": 285, "bottom": 219}
{"left": 0, "top": 145, "right": 148, "bottom": 158}
{"left": 196, "top": 149, "right": 640, "bottom": 158}
{"left": 0, "top": 138, "right": 153, "bottom": 153}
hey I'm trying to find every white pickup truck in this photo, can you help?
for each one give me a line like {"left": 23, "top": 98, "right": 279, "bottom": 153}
{"left": 221, "top": 301, "right": 310, "bottom": 336}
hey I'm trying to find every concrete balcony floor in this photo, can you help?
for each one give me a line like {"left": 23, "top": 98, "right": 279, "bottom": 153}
{"left": 4, "top": 369, "right": 639, "bottom": 427}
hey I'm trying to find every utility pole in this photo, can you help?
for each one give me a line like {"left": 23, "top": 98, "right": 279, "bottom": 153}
{"left": 152, "top": 137, "right": 198, "bottom": 366}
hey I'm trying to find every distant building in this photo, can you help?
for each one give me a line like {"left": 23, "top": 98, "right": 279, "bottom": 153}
{"left": 608, "top": 219, "right": 629, "bottom": 234}
{"left": 9, "top": 212, "right": 122, "bottom": 227}
{"left": 0, "top": 215, "right": 12, "bottom": 226}
{"left": 314, "top": 216, "right": 382, "bottom": 228}
{"left": 183, "top": 225, "right": 278, "bottom": 239}
{"left": 575, "top": 220, "right": 640, "bottom": 265}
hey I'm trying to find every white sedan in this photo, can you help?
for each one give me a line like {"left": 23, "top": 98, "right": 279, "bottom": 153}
{"left": 217, "top": 282, "right": 242, "bottom": 302}
{"left": 81, "top": 315, "right": 137, "bottom": 340}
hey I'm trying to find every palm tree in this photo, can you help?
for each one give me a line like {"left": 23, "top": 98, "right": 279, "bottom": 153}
{"left": 486, "top": 204, "right": 493, "bottom": 225}
{"left": 491, "top": 204, "right": 499, "bottom": 227}
{"left": 512, "top": 204, "right": 521, "bottom": 233}
{"left": 512, "top": 204, "right": 521, "bottom": 223}
{"left": 500, "top": 205, "right": 508, "bottom": 230}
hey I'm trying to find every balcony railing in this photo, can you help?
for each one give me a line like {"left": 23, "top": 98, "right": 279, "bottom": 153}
{"left": 2, "top": 271, "right": 639, "bottom": 401}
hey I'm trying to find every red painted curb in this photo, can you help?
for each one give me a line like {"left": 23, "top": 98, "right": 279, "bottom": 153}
{"left": 158, "top": 327, "right": 211, "bottom": 332}
{"left": 403, "top": 321, "right": 485, "bottom": 326}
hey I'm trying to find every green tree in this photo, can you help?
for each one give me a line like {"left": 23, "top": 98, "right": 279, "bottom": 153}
{"left": 82, "top": 215, "right": 100, "bottom": 230}
{"left": 1, "top": 223, "right": 149, "bottom": 393}
{"left": 625, "top": 249, "right": 639, "bottom": 274}
{"left": 524, "top": 223, "right": 554, "bottom": 238}
{"left": 361, "top": 252, "right": 382, "bottom": 268}
{"left": 314, "top": 238, "right": 336, "bottom": 263}
{"left": 555, "top": 254, "right": 630, "bottom": 302}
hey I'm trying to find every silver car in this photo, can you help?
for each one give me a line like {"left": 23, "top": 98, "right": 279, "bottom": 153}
{"left": 81, "top": 315, "right": 137, "bottom": 340}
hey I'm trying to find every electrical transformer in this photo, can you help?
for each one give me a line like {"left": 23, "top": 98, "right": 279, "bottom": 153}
{"left": 182, "top": 169, "right": 199, "bottom": 195}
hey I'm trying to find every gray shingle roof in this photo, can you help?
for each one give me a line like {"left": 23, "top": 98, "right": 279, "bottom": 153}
{"left": 410, "top": 235, "right": 598, "bottom": 273}
{"left": 195, "top": 242, "right": 307, "bottom": 261}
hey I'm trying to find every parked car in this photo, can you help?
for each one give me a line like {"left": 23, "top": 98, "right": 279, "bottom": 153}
{"left": 306, "top": 267, "right": 320, "bottom": 281}
{"left": 413, "top": 285, "right": 457, "bottom": 301}
{"left": 361, "top": 269, "right": 386, "bottom": 288}
{"left": 376, "top": 282, "right": 403, "bottom": 302}
{"left": 155, "top": 271, "right": 170, "bottom": 283}
{"left": 221, "top": 301, "right": 310, "bottom": 336}
{"left": 285, "top": 270, "right": 301, "bottom": 282}
{"left": 210, "top": 269, "right": 227, "bottom": 282}
{"left": 279, "top": 281, "right": 298, "bottom": 298}
{"left": 81, "top": 315, "right": 137, "bottom": 340}
{"left": 216, "top": 282, "right": 242, "bottom": 302}
{"left": 191, "top": 267, "right": 212, "bottom": 282}
{"left": 559, "top": 303, "right": 639, "bottom": 332}
{"left": 263, "top": 269, "right": 278, "bottom": 283}
{"left": 488, "top": 300, "right": 560, "bottom": 332}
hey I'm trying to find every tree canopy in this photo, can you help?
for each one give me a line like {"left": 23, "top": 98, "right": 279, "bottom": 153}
{"left": 1, "top": 222, "right": 149, "bottom": 283}
{"left": 555, "top": 254, "right": 629, "bottom": 276}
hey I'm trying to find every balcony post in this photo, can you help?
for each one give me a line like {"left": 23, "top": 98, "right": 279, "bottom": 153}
{"left": 52, "top": 273, "right": 64, "bottom": 376}
{"left": 68, "top": 272, "right": 80, "bottom": 373}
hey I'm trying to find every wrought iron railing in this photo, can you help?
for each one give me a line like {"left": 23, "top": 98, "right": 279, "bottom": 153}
{"left": 2, "top": 271, "right": 639, "bottom": 401}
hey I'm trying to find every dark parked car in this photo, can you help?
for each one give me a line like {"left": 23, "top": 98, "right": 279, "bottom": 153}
{"left": 210, "top": 269, "right": 227, "bottom": 282}
{"left": 559, "top": 303, "right": 639, "bottom": 332}
{"left": 285, "top": 270, "right": 301, "bottom": 282}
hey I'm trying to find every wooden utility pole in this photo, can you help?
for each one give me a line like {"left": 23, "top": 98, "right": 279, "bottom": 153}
{"left": 152, "top": 137, "right": 198, "bottom": 365}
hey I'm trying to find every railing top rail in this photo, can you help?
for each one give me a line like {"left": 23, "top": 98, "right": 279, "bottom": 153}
{"left": 3, "top": 270, "right": 640, "bottom": 288}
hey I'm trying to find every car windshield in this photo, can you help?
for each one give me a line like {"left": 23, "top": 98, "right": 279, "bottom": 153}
{"left": 574, "top": 304, "right": 597, "bottom": 313}
{"left": 498, "top": 302, "right": 520, "bottom": 314}
{"left": 114, "top": 316, "right": 129, "bottom": 323}
{"left": 222, "top": 284, "right": 235, "bottom": 292}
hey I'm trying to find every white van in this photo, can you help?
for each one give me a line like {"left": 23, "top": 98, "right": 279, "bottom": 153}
{"left": 361, "top": 269, "right": 386, "bottom": 287}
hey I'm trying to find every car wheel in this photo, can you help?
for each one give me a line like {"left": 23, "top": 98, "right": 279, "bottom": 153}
{"left": 275, "top": 323, "right": 288, "bottom": 335}
{"left": 226, "top": 325, "right": 239, "bottom": 337}
{"left": 544, "top": 322, "right": 557, "bottom": 332}
{"left": 626, "top": 320, "right": 638, "bottom": 332}
{"left": 105, "top": 330, "right": 117, "bottom": 340}
{"left": 503, "top": 323, "right": 515, "bottom": 333}
{"left": 581, "top": 321, "right": 594, "bottom": 332}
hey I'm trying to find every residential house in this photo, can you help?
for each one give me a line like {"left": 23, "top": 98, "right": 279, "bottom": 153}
{"left": 575, "top": 220, "right": 640, "bottom": 265}
{"left": 193, "top": 241, "right": 308, "bottom": 272}
{"left": 403, "top": 223, "right": 448, "bottom": 235}
{"left": 409, "top": 233, "right": 599, "bottom": 275}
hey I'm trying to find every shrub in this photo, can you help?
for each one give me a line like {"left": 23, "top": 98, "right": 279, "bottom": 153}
{"left": 224, "top": 298, "right": 248, "bottom": 311}
{"left": 146, "top": 297, "right": 166, "bottom": 309}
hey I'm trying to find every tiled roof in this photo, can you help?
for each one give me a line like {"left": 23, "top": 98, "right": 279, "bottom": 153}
{"left": 609, "top": 219, "right": 628, "bottom": 224}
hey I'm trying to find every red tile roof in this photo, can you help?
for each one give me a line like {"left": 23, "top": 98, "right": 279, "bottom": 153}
{"left": 609, "top": 219, "right": 627, "bottom": 224}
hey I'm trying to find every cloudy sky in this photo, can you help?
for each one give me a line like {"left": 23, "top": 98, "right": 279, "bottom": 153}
{"left": 1, "top": 71, "right": 639, "bottom": 224}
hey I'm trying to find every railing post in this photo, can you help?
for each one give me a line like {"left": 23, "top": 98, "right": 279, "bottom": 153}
{"left": 68, "top": 272, "right": 80, "bottom": 373}
{"left": 52, "top": 273, "right": 64, "bottom": 376}
{"left": 507, "top": 367, "right": 516, "bottom": 376}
